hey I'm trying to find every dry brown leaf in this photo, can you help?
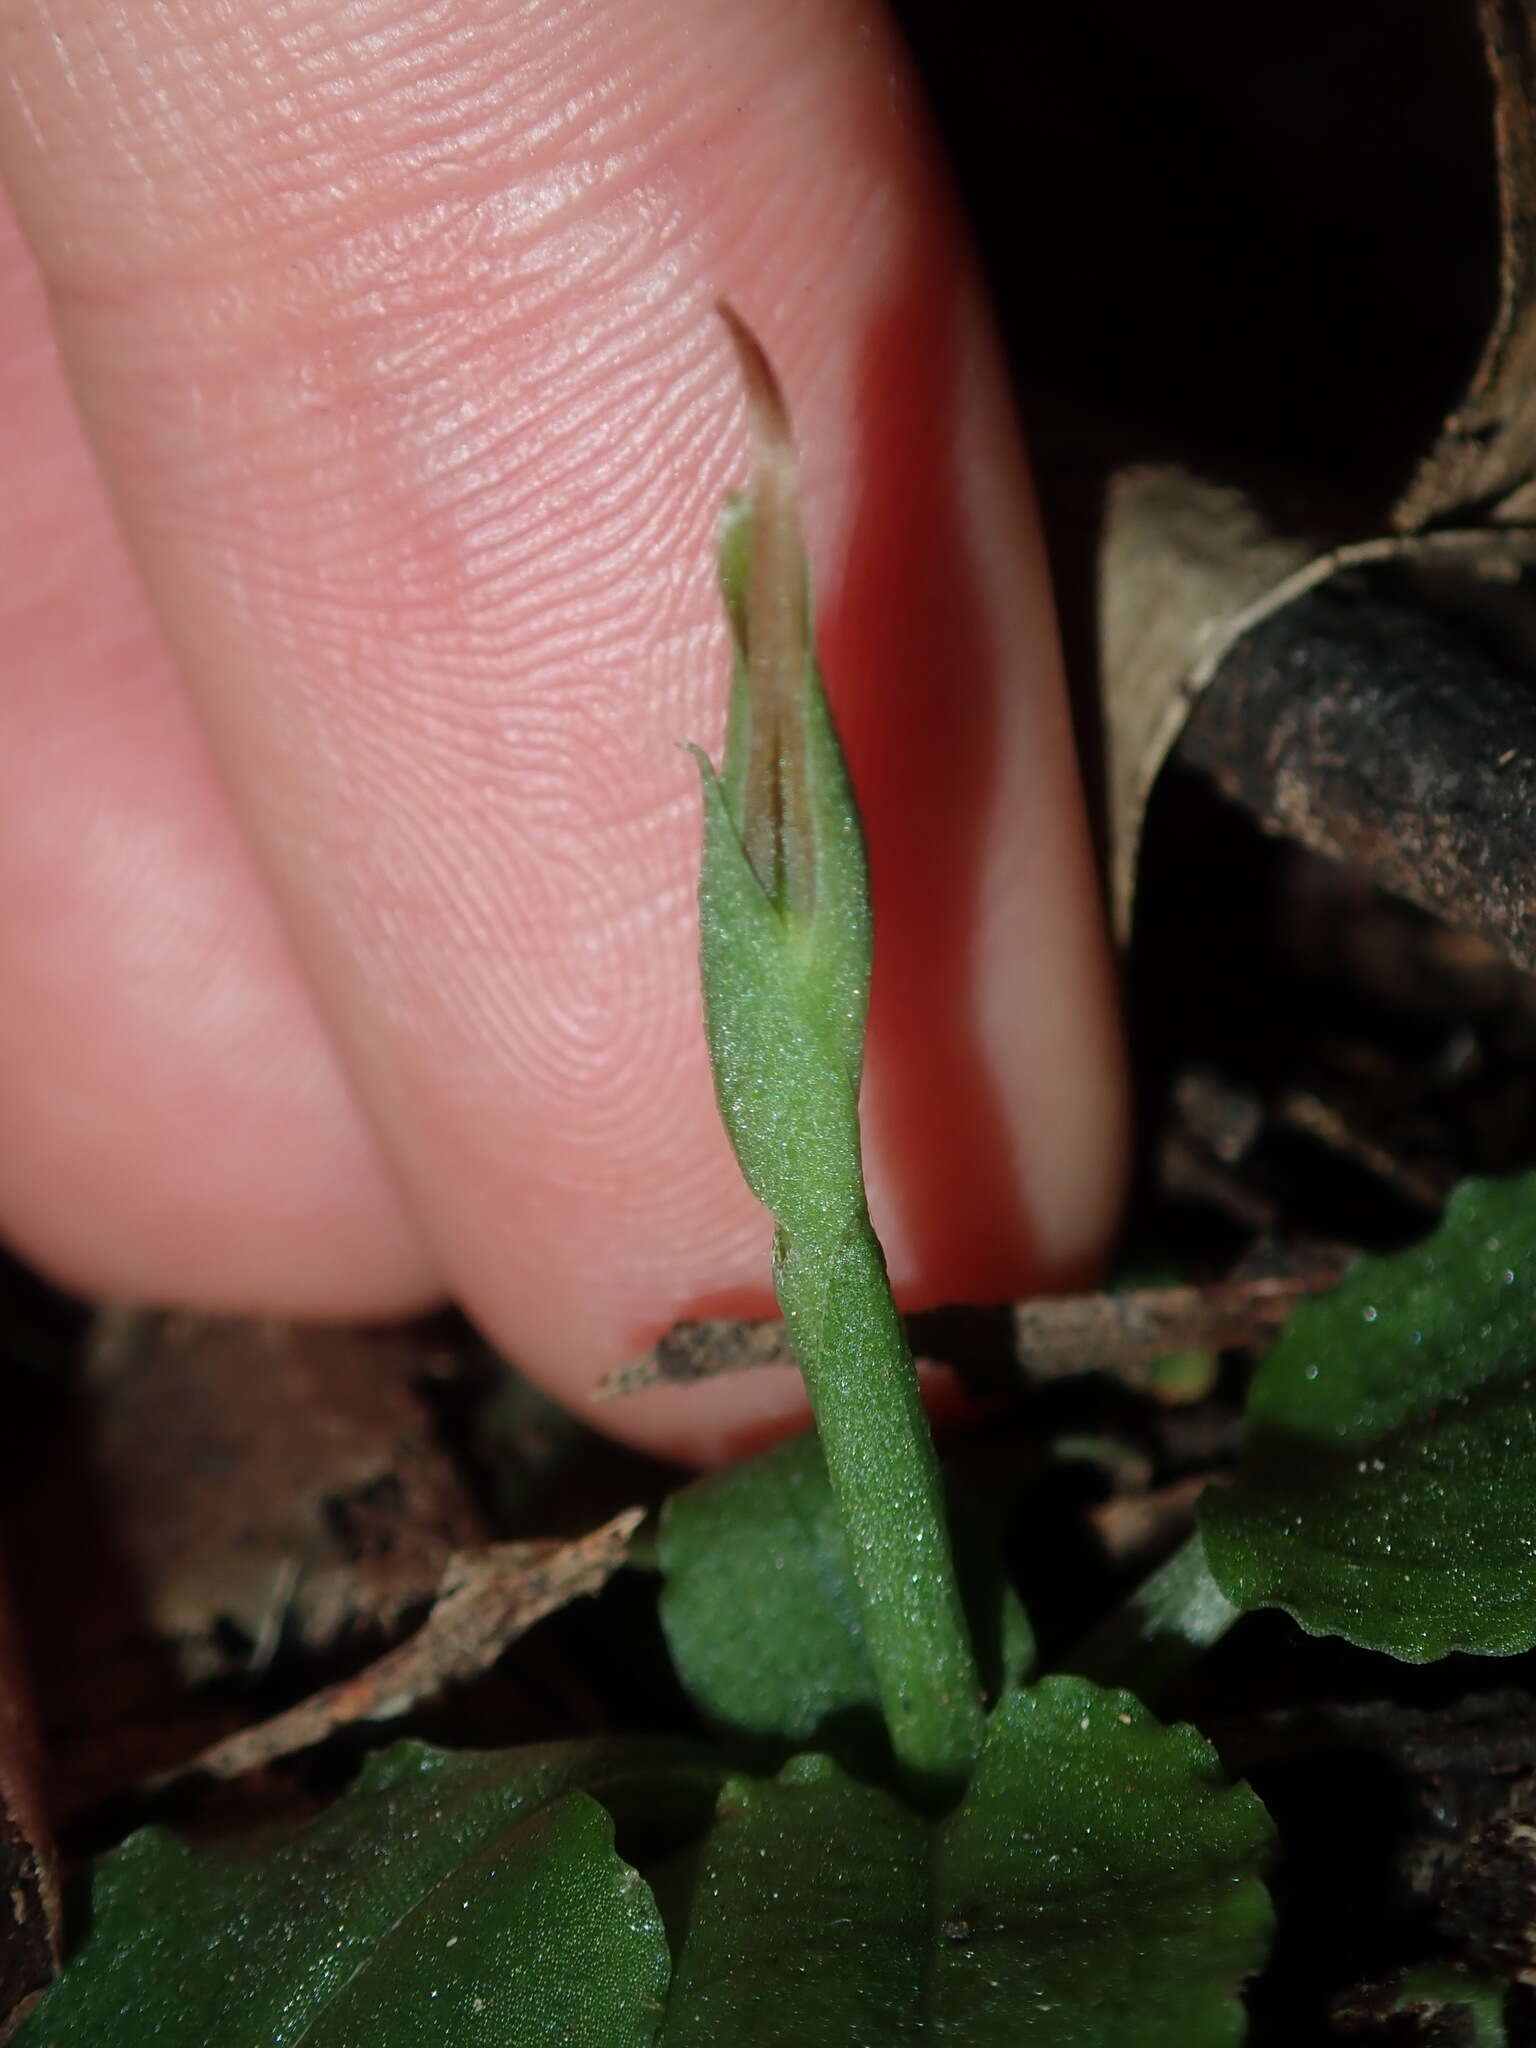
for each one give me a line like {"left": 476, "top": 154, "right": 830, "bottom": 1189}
{"left": 1397, "top": 0, "right": 1536, "bottom": 527}
{"left": 79, "top": 1310, "right": 486, "bottom": 1681}
{"left": 1099, "top": 0, "right": 1536, "bottom": 933}
{"left": 1100, "top": 467, "right": 1317, "bottom": 926}
{"left": 1105, "top": 501, "right": 1536, "bottom": 934}
{"left": 2, "top": 1311, "right": 492, "bottom": 1814}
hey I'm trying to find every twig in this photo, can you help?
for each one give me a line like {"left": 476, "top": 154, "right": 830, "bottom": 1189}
{"left": 1204, "top": 1693, "right": 1536, "bottom": 1779}
{"left": 599, "top": 1317, "right": 795, "bottom": 1399}
{"left": 146, "top": 1509, "right": 642, "bottom": 1787}
{"left": 1273, "top": 1089, "right": 1451, "bottom": 1212}
{"left": 1006, "top": 1269, "right": 1343, "bottom": 1381}
{"left": 599, "top": 1261, "right": 1349, "bottom": 1399}
{"left": 1089, "top": 1475, "right": 1214, "bottom": 1565}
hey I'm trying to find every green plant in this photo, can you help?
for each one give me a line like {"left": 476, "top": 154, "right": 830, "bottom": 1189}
{"left": 24, "top": 318, "right": 1536, "bottom": 2048}
{"left": 690, "top": 307, "right": 981, "bottom": 1797}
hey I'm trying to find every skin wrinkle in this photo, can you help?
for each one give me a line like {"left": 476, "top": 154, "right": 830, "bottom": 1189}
{"left": 392, "top": 293, "right": 715, "bottom": 638}
{"left": 93, "top": 208, "right": 710, "bottom": 681}
{"left": 315, "top": 707, "right": 695, "bottom": 1099}
{"left": 12, "top": 20, "right": 770, "bottom": 770}
{"left": 33, "top": 3, "right": 650, "bottom": 280}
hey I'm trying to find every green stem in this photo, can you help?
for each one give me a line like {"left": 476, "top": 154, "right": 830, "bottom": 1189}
{"left": 775, "top": 1220, "right": 983, "bottom": 1799}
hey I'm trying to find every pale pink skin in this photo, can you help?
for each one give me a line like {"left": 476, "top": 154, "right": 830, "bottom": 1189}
{"left": 0, "top": 0, "right": 1127, "bottom": 1465}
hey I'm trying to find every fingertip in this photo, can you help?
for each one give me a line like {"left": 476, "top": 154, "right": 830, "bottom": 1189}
{"left": 0, "top": 0, "right": 1127, "bottom": 1464}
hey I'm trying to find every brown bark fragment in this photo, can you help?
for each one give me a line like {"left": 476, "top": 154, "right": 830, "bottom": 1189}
{"left": 1179, "top": 575, "right": 1536, "bottom": 976}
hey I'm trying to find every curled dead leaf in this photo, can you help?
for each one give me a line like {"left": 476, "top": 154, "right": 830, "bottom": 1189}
{"left": 1099, "top": 1, "right": 1536, "bottom": 938}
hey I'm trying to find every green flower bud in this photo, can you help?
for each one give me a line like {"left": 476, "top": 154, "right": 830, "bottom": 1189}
{"left": 694, "top": 309, "right": 872, "bottom": 1239}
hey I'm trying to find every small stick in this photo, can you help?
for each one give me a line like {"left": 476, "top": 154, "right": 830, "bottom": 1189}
{"left": 1009, "top": 1266, "right": 1346, "bottom": 1381}
{"left": 145, "top": 1509, "right": 642, "bottom": 1787}
{"left": 1272, "top": 1090, "right": 1450, "bottom": 1212}
{"left": 600, "top": 1263, "right": 1349, "bottom": 1400}
{"left": 1089, "top": 1476, "right": 1214, "bottom": 1565}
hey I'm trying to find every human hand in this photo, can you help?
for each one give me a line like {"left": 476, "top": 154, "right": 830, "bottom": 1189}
{"left": 0, "top": 0, "right": 1125, "bottom": 1464}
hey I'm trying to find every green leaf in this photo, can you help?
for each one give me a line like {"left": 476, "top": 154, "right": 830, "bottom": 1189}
{"left": 658, "top": 1677, "right": 1273, "bottom": 2045}
{"left": 1201, "top": 1172, "right": 1536, "bottom": 1659}
{"left": 659, "top": 1430, "right": 1033, "bottom": 1766}
{"left": 20, "top": 1740, "right": 718, "bottom": 2048}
